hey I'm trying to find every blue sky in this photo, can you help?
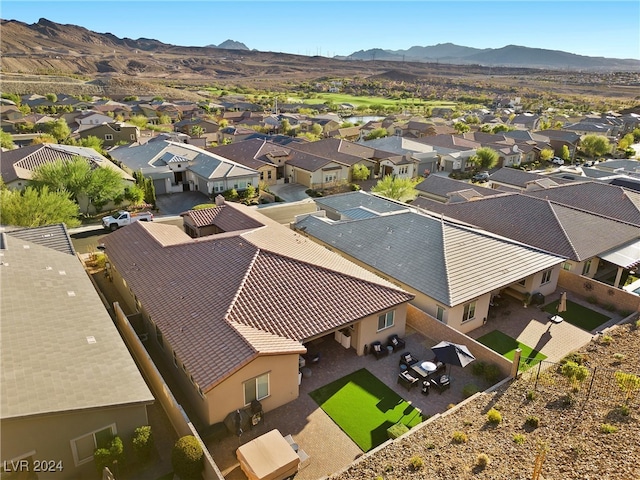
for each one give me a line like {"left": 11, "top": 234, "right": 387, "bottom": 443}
{"left": 2, "top": 1, "right": 638, "bottom": 60}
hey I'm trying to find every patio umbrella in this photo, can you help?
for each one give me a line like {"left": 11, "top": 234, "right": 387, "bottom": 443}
{"left": 557, "top": 291, "right": 567, "bottom": 314}
{"left": 431, "top": 341, "right": 476, "bottom": 375}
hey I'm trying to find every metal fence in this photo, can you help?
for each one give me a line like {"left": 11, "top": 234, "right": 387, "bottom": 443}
{"left": 519, "top": 357, "right": 640, "bottom": 411}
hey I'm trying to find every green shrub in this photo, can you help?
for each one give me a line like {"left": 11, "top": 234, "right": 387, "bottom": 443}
{"left": 476, "top": 453, "right": 490, "bottom": 469}
{"left": 471, "top": 361, "right": 486, "bottom": 377}
{"left": 171, "top": 435, "right": 204, "bottom": 480}
{"left": 613, "top": 353, "right": 625, "bottom": 363}
{"left": 425, "top": 442, "right": 436, "bottom": 449}
{"left": 561, "top": 361, "right": 589, "bottom": 382}
{"left": 562, "top": 393, "right": 575, "bottom": 407}
{"left": 526, "top": 390, "right": 536, "bottom": 401}
{"left": 513, "top": 434, "right": 526, "bottom": 444}
{"left": 387, "top": 422, "right": 409, "bottom": 439}
{"left": 350, "top": 183, "right": 361, "bottom": 191}
{"left": 635, "top": 319, "right": 640, "bottom": 329}
{"left": 483, "top": 364, "right": 501, "bottom": 383}
{"left": 452, "top": 431, "right": 468, "bottom": 444}
{"left": 525, "top": 416, "right": 540, "bottom": 428}
{"left": 132, "top": 425, "right": 154, "bottom": 462}
{"left": 409, "top": 455, "right": 424, "bottom": 470}
{"left": 487, "top": 408, "right": 502, "bottom": 424}
{"left": 93, "top": 448, "right": 112, "bottom": 474}
{"left": 600, "top": 335, "right": 613, "bottom": 344}
{"left": 384, "top": 464, "right": 393, "bottom": 472}
{"left": 600, "top": 423, "right": 618, "bottom": 434}
{"left": 462, "top": 383, "right": 480, "bottom": 398}
{"left": 618, "top": 404, "right": 630, "bottom": 416}
{"left": 562, "top": 352, "right": 587, "bottom": 365}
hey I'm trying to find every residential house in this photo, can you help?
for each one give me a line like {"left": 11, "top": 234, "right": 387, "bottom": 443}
{"left": 75, "top": 111, "right": 115, "bottom": 126}
{"left": 76, "top": 121, "right": 140, "bottom": 147}
{"left": 485, "top": 167, "right": 576, "bottom": 192}
{"left": 563, "top": 122, "right": 614, "bottom": 138}
{"left": 294, "top": 191, "right": 564, "bottom": 333}
{"left": 415, "top": 174, "right": 503, "bottom": 203}
{"left": 414, "top": 134, "right": 479, "bottom": 172}
{"left": 219, "top": 126, "right": 258, "bottom": 143}
{"left": 358, "top": 136, "right": 439, "bottom": 177}
{"left": 532, "top": 130, "right": 581, "bottom": 160}
{"left": 288, "top": 138, "right": 378, "bottom": 183}
{"left": 412, "top": 192, "right": 640, "bottom": 289}
{"left": 109, "top": 139, "right": 259, "bottom": 195}
{"left": 173, "top": 118, "right": 220, "bottom": 139}
{"left": 101, "top": 203, "right": 413, "bottom": 426}
{"left": 207, "top": 138, "right": 281, "bottom": 186}
{"left": 1, "top": 225, "right": 153, "bottom": 479}
{"left": 326, "top": 125, "right": 362, "bottom": 141}
{"left": 509, "top": 113, "right": 541, "bottom": 131}
{"left": 0, "top": 143, "right": 134, "bottom": 213}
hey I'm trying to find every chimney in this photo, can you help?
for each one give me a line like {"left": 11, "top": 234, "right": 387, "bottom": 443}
{"left": 215, "top": 195, "right": 225, "bottom": 206}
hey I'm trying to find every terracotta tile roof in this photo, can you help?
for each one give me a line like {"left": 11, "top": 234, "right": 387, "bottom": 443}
{"left": 290, "top": 138, "right": 375, "bottom": 166}
{"left": 182, "top": 205, "right": 264, "bottom": 230}
{"left": 207, "top": 138, "right": 281, "bottom": 170}
{"left": 416, "top": 175, "right": 500, "bottom": 201}
{"left": 489, "top": 167, "right": 575, "bottom": 189}
{"left": 102, "top": 207, "right": 412, "bottom": 391}
{"left": 227, "top": 250, "right": 413, "bottom": 340}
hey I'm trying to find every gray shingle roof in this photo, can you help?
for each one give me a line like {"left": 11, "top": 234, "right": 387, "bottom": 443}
{"left": 313, "top": 191, "right": 409, "bottom": 216}
{"left": 523, "top": 181, "right": 640, "bottom": 226}
{"left": 413, "top": 194, "right": 640, "bottom": 261}
{"left": 102, "top": 215, "right": 413, "bottom": 391}
{"left": 2, "top": 224, "right": 75, "bottom": 255}
{"left": 1, "top": 226, "right": 153, "bottom": 420}
{"left": 416, "top": 175, "right": 500, "bottom": 200}
{"left": 295, "top": 208, "right": 563, "bottom": 306}
{"left": 488, "top": 167, "right": 575, "bottom": 189}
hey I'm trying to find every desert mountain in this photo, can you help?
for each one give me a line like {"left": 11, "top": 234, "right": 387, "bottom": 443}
{"left": 345, "top": 42, "right": 640, "bottom": 71}
{"left": 206, "top": 39, "right": 250, "bottom": 50}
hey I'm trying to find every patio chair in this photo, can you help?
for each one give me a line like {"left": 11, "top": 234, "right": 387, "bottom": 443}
{"left": 370, "top": 341, "right": 388, "bottom": 360}
{"left": 397, "top": 370, "right": 419, "bottom": 391}
{"left": 430, "top": 374, "right": 451, "bottom": 394}
{"left": 399, "top": 352, "right": 419, "bottom": 368}
{"left": 387, "top": 334, "right": 406, "bottom": 352}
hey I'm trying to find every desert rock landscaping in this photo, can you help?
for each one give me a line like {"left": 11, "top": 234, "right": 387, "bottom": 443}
{"left": 332, "top": 320, "right": 640, "bottom": 480}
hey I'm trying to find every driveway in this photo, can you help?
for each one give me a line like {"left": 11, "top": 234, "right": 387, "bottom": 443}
{"left": 268, "top": 183, "right": 310, "bottom": 202}
{"left": 155, "top": 191, "right": 211, "bottom": 215}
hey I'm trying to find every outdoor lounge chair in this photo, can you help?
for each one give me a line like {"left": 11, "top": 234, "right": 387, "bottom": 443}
{"left": 430, "top": 374, "right": 451, "bottom": 394}
{"left": 387, "top": 334, "right": 406, "bottom": 352}
{"left": 397, "top": 370, "right": 419, "bottom": 391}
{"left": 399, "top": 352, "right": 419, "bottom": 368}
{"left": 371, "top": 341, "right": 388, "bottom": 360}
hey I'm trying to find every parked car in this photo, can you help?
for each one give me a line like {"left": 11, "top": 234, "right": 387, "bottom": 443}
{"left": 582, "top": 159, "right": 596, "bottom": 167}
{"left": 472, "top": 171, "right": 490, "bottom": 182}
{"left": 102, "top": 210, "right": 154, "bottom": 230}
{"left": 550, "top": 157, "right": 564, "bottom": 165}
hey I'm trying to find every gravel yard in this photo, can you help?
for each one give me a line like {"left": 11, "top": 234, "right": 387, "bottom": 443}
{"left": 331, "top": 320, "right": 640, "bottom": 480}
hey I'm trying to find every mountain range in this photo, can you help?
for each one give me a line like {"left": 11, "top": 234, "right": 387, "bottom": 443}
{"left": 343, "top": 43, "right": 640, "bottom": 71}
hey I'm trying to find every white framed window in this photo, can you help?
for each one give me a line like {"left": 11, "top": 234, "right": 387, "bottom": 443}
{"left": 70, "top": 424, "right": 116, "bottom": 466}
{"left": 213, "top": 181, "right": 225, "bottom": 193}
{"left": 541, "top": 269, "right": 552, "bottom": 285}
{"left": 582, "top": 260, "right": 592, "bottom": 276}
{"left": 562, "top": 262, "right": 572, "bottom": 271}
{"left": 462, "top": 301, "right": 476, "bottom": 323}
{"left": 244, "top": 373, "right": 269, "bottom": 405}
{"left": 104, "top": 134, "right": 113, "bottom": 141}
{"left": 267, "top": 170, "right": 272, "bottom": 179}
{"left": 130, "top": 134, "right": 135, "bottom": 140}
{"left": 436, "top": 306, "right": 444, "bottom": 322}
{"left": 260, "top": 171, "right": 264, "bottom": 180}
{"left": 377, "top": 310, "right": 395, "bottom": 331}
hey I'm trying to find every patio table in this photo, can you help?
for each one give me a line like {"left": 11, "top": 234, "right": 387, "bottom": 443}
{"left": 411, "top": 361, "right": 436, "bottom": 379}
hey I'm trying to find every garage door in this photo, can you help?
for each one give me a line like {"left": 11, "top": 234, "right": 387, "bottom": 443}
{"left": 153, "top": 179, "right": 167, "bottom": 195}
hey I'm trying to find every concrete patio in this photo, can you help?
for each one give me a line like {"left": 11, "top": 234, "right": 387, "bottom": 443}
{"left": 207, "top": 328, "right": 491, "bottom": 480}
{"left": 467, "top": 290, "right": 623, "bottom": 365}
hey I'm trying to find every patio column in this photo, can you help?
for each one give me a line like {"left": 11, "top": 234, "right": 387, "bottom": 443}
{"left": 511, "top": 348, "right": 521, "bottom": 378}
{"left": 613, "top": 266, "right": 624, "bottom": 288}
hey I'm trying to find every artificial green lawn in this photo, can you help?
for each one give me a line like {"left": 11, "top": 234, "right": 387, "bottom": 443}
{"left": 309, "top": 368, "right": 423, "bottom": 451}
{"left": 476, "top": 330, "right": 547, "bottom": 371}
{"left": 543, "top": 299, "right": 610, "bottom": 331}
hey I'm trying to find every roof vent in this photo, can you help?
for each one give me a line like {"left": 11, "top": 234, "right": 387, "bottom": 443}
{"left": 86, "top": 336, "right": 96, "bottom": 344}
{"left": 67, "top": 291, "right": 76, "bottom": 297}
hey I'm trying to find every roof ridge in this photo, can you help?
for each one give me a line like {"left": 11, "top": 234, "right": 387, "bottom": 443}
{"left": 223, "top": 246, "right": 262, "bottom": 336}
{"left": 547, "top": 200, "right": 581, "bottom": 261}
{"left": 439, "top": 215, "right": 453, "bottom": 306}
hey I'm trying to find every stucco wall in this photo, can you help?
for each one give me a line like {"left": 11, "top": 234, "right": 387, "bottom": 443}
{"left": 406, "top": 304, "right": 513, "bottom": 378}
{"left": 558, "top": 270, "right": 640, "bottom": 314}
{"left": 206, "top": 353, "right": 300, "bottom": 425}
{"left": 2, "top": 404, "right": 148, "bottom": 480}
{"left": 357, "top": 303, "right": 408, "bottom": 355}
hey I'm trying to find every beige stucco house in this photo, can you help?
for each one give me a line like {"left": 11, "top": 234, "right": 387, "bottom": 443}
{"left": 1, "top": 225, "right": 153, "bottom": 479}
{"left": 294, "top": 192, "right": 564, "bottom": 334}
{"left": 101, "top": 202, "right": 413, "bottom": 426}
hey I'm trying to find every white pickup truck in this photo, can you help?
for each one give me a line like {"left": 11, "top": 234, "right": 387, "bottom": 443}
{"left": 102, "top": 211, "right": 154, "bottom": 231}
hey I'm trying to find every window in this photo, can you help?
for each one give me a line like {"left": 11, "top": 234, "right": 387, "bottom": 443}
{"left": 104, "top": 134, "right": 113, "bottom": 141}
{"left": 541, "top": 269, "right": 552, "bottom": 285}
{"left": 71, "top": 424, "right": 116, "bottom": 466}
{"left": 260, "top": 171, "right": 264, "bottom": 180}
{"left": 267, "top": 170, "right": 272, "bottom": 179}
{"left": 518, "top": 278, "right": 526, "bottom": 286}
{"left": 213, "top": 181, "right": 225, "bottom": 193}
{"left": 562, "top": 262, "right": 572, "bottom": 271}
{"left": 130, "top": 134, "right": 135, "bottom": 140}
{"left": 582, "top": 260, "right": 592, "bottom": 276}
{"left": 377, "top": 310, "right": 395, "bottom": 331}
{"left": 244, "top": 373, "right": 269, "bottom": 405}
{"left": 462, "top": 301, "right": 476, "bottom": 322}
{"left": 436, "top": 306, "right": 444, "bottom": 322}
